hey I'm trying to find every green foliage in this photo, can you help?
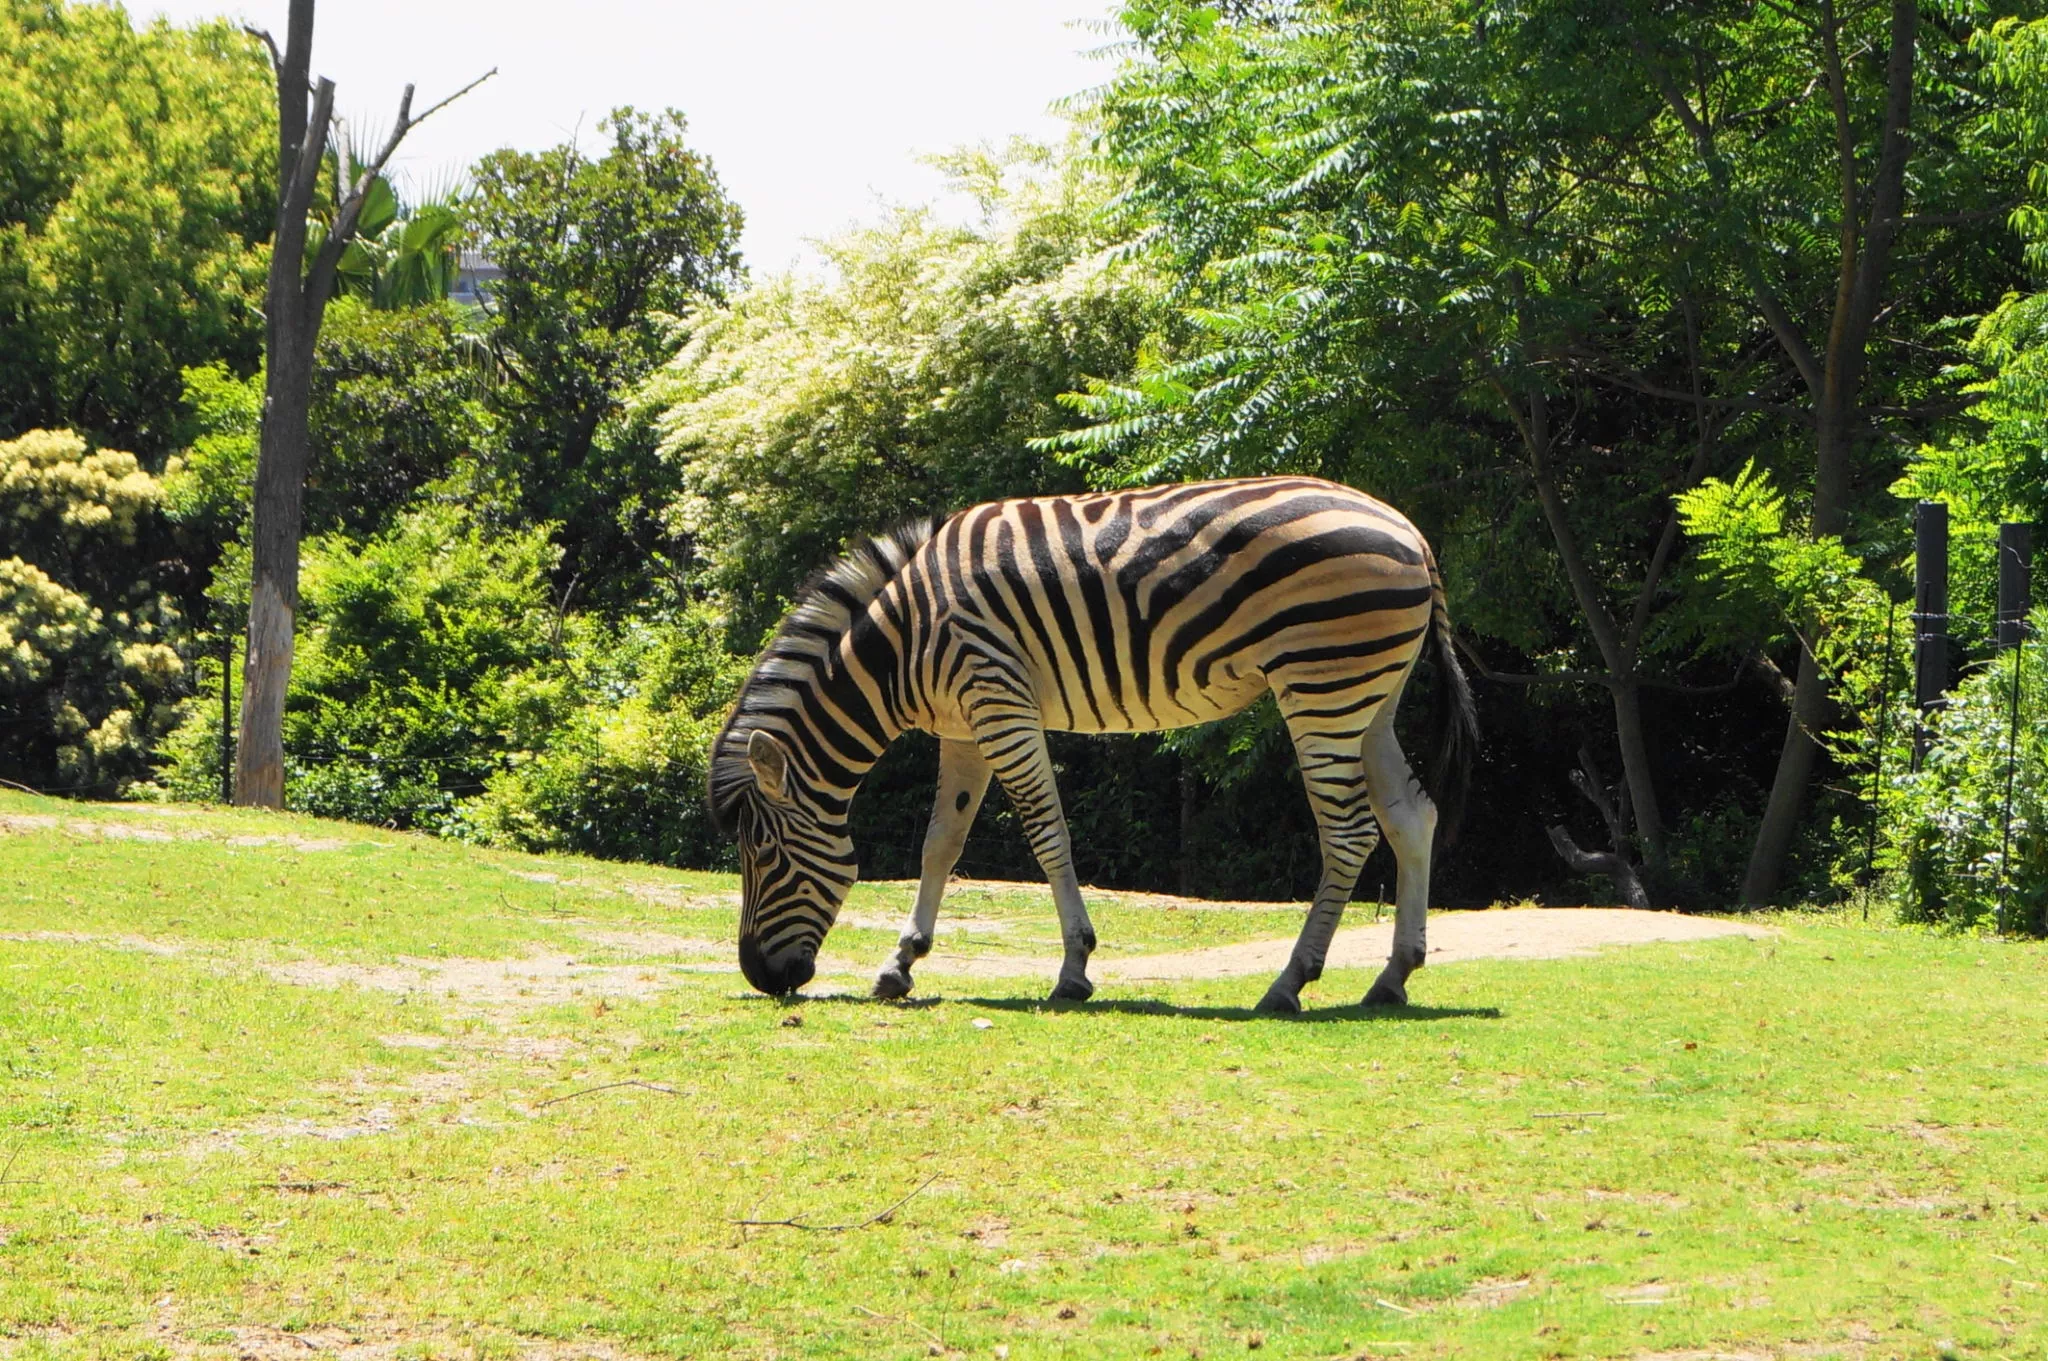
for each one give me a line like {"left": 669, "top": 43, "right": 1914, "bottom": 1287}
{"left": 1980, "top": 15, "right": 2048, "bottom": 269}
{"left": 319, "top": 174, "right": 466, "bottom": 309}
{"left": 0, "top": 1, "right": 273, "bottom": 456}
{"left": 303, "top": 299, "right": 496, "bottom": 537}
{"left": 653, "top": 139, "right": 1163, "bottom": 645}
{"left": 282, "top": 506, "right": 563, "bottom": 829}
{"left": 469, "top": 107, "right": 744, "bottom": 610}
{"left": 159, "top": 360, "right": 260, "bottom": 546}
{"left": 164, "top": 300, "right": 494, "bottom": 547}
{"left": 157, "top": 505, "right": 749, "bottom": 866}
{"left": 159, "top": 505, "right": 560, "bottom": 826}
{"left": 452, "top": 608, "right": 745, "bottom": 867}
{"left": 1892, "top": 292, "right": 2048, "bottom": 654}
{"left": 0, "top": 430, "right": 184, "bottom": 792}
{"left": 1890, "top": 622, "right": 2047, "bottom": 934}
{"left": 1675, "top": 461, "right": 1896, "bottom": 698}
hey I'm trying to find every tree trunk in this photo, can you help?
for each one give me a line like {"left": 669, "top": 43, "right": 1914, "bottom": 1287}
{"left": 1608, "top": 678, "right": 1664, "bottom": 871}
{"left": 1512, "top": 394, "right": 1669, "bottom": 875}
{"left": 1738, "top": 409, "right": 1854, "bottom": 904}
{"left": 235, "top": 324, "right": 314, "bottom": 807}
{"left": 233, "top": 0, "right": 319, "bottom": 809}
{"left": 228, "top": 1, "right": 486, "bottom": 808}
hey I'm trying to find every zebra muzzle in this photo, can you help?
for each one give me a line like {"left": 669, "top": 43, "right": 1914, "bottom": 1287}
{"left": 739, "top": 936, "right": 816, "bottom": 996}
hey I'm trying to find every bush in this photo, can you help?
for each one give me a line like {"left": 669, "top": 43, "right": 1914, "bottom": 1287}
{"left": 0, "top": 430, "right": 186, "bottom": 793}
{"left": 155, "top": 503, "right": 562, "bottom": 825}
{"left": 451, "top": 608, "right": 744, "bottom": 867}
{"left": 1890, "top": 613, "right": 2047, "bottom": 934}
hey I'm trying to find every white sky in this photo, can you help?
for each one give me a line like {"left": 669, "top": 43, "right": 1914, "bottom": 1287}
{"left": 136, "top": 0, "right": 1115, "bottom": 273}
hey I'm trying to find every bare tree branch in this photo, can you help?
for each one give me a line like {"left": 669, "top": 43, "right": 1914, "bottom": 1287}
{"left": 241, "top": 24, "right": 282, "bottom": 76}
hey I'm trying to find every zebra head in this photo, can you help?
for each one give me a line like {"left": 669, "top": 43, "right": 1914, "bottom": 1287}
{"left": 730, "top": 728, "right": 858, "bottom": 995}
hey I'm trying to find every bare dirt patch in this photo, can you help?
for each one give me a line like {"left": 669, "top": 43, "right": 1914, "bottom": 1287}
{"left": 571, "top": 926, "right": 726, "bottom": 957}
{"left": 0, "top": 811, "right": 347, "bottom": 850}
{"left": 878, "top": 876, "right": 1289, "bottom": 914}
{"left": 0, "top": 929, "right": 184, "bottom": 956}
{"left": 260, "top": 953, "right": 694, "bottom": 1012}
{"left": 182, "top": 1067, "right": 476, "bottom": 1156}
{"left": 1099, "top": 907, "right": 1773, "bottom": 982}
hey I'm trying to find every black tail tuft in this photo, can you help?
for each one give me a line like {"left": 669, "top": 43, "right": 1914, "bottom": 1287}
{"left": 1423, "top": 578, "right": 1479, "bottom": 848}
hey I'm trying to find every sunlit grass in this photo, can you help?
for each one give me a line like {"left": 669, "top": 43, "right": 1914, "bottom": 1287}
{"left": 2, "top": 789, "right": 2043, "bottom": 1359}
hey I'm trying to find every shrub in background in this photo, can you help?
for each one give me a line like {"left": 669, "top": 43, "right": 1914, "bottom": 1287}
{"left": 1890, "top": 613, "right": 2046, "bottom": 934}
{"left": 157, "top": 503, "right": 561, "bottom": 826}
{"left": 0, "top": 430, "right": 185, "bottom": 792}
{"left": 451, "top": 606, "right": 744, "bottom": 868}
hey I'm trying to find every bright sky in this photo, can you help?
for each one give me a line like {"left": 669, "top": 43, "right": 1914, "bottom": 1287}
{"left": 136, "top": 0, "right": 1116, "bottom": 273}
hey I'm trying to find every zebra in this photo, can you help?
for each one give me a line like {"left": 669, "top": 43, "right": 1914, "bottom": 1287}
{"left": 708, "top": 475, "right": 1476, "bottom": 1013}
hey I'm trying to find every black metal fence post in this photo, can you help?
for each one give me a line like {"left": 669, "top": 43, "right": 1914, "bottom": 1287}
{"left": 1997, "top": 523, "right": 2032, "bottom": 652}
{"left": 1912, "top": 500, "right": 1950, "bottom": 772}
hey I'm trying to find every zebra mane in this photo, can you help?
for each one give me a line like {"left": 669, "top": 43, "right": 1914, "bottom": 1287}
{"left": 708, "top": 518, "right": 940, "bottom": 834}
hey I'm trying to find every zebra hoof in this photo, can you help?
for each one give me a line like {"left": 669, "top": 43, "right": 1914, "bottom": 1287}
{"left": 1362, "top": 980, "right": 1408, "bottom": 1008}
{"left": 1048, "top": 975, "right": 1094, "bottom": 1003}
{"left": 1254, "top": 985, "right": 1302, "bottom": 1015}
{"left": 872, "top": 967, "right": 914, "bottom": 1000}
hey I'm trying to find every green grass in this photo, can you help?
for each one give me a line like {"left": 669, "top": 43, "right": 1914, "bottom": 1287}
{"left": 2, "top": 787, "right": 2044, "bottom": 1359}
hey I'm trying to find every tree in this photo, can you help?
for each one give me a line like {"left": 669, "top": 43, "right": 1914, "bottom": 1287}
{"left": 1075, "top": 0, "right": 2028, "bottom": 903}
{"left": 234, "top": 0, "right": 490, "bottom": 808}
{"left": 0, "top": 1, "right": 273, "bottom": 457}
{"left": 0, "top": 430, "right": 184, "bottom": 793}
{"left": 1625, "top": 0, "right": 2026, "bottom": 904}
{"left": 468, "top": 108, "right": 743, "bottom": 612}
{"left": 651, "top": 139, "right": 1162, "bottom": 644}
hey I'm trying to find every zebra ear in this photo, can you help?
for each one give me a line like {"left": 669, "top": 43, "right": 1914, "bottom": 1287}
{"left": 746, "top": 729, "right": 792, "bottom": 804}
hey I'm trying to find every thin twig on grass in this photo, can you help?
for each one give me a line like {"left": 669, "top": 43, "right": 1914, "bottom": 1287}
{"left": 852, "top": 1304, "right": 947, "bottom": 1349}
{"left": 1375, "top": 1298, "right": 1415, "bottom": 1314}
{"left": 0, "top": 1137, "right": 35, "bottom": 1187}
{"left": 534, "top": 1080, "right": 681, "bottom": 1108}
{"left": 1530, "top": 1111, "right": 1608, "bottom": 1120}
{"left": 734, "top": 1172, "right": 941, "bottom": 1232}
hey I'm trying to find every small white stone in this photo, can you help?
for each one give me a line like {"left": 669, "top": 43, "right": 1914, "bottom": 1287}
{"left": 972, "top": 1018, "right": 994, "bottom": 1030}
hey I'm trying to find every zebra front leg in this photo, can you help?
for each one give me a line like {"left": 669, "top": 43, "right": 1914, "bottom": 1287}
{"left": 875, "top": 740, "right": 992, "bottom": 999}
{"left": 975, "top": 721, "right": 1097, "bottom": 1002}
{"left": 1359, "top": 716, "right": 1437, "bottom": 1007}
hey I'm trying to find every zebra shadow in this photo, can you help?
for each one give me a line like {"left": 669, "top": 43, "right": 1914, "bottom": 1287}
{"left": 956, "top": 997, "right": 1502, "bottom": 1024}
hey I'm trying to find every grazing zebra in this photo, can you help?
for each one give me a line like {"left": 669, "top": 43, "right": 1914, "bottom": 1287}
{"left": 708, "top": 475, "right": 1476, "bottom": 1013}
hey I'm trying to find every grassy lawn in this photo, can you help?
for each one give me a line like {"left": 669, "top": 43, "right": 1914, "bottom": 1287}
{"left": 1, "top": 787, "right": 2044, "bottom": 1360}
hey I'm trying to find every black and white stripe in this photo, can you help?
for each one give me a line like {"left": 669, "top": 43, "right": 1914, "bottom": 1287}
{"left": 710, "top": 476, "right": 1476, "bottom": 1009}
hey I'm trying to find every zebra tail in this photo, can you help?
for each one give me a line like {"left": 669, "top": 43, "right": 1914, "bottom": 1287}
{"left": 1423, "top": 559, "right": 1479, "bottom": 847}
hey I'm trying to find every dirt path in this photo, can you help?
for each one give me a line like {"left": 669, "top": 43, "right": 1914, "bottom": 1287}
{"left": 1093, "top": 906, "right": 1772, "bottom": 981}
{"left": 880, "top": 904, "right": 1773, "bottom": 983}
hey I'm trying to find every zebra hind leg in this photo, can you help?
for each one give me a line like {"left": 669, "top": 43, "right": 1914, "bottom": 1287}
{"left": 1358, "top": 715, "right": 1437, "bottom": 1007}
{"left": 875, "top": 740, "right": 991, "bottom": 1000}
{"left": 1256, "top": 688, "right": 1381, "bottom": 1014}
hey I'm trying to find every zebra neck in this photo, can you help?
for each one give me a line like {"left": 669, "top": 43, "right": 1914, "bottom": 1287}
{"left": 787, "top": 638, "right": 905, "bottom": 801}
